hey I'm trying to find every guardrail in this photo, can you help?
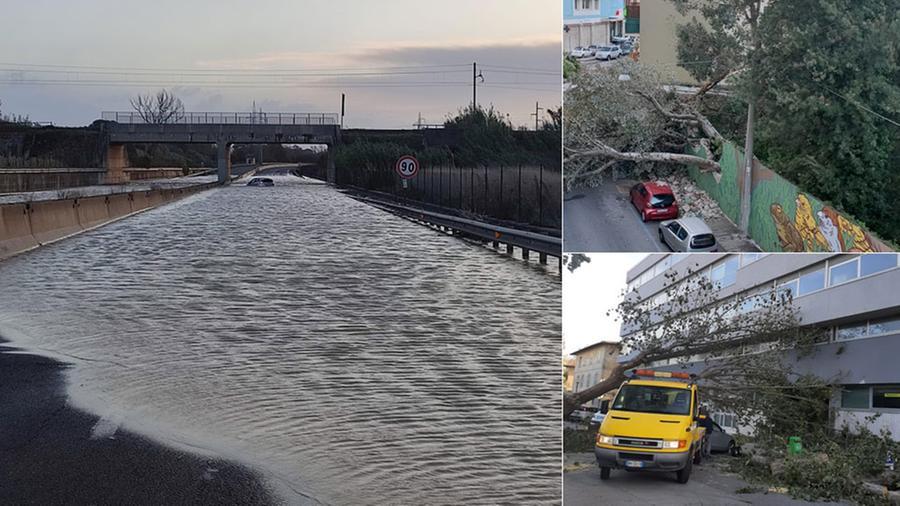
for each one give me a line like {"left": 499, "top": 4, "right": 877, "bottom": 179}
{"left": 101, "top": 111, "right": 340, "bottom": 126}
{"left": 350, "top": 194, "right": 561, "bottom": 265}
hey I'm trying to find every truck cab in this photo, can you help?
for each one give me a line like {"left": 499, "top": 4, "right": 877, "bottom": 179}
{"left": 595, "top": 369, "right": 706, "bottom": 484}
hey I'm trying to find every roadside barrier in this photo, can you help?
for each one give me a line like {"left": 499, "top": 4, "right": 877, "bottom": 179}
{"left": 0, "top": 204, "right": 38, "bottom": 258}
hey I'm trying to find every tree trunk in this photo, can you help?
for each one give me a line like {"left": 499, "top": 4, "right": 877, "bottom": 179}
{"left": 739, "top": 100, "right": 755, "bottom": 232}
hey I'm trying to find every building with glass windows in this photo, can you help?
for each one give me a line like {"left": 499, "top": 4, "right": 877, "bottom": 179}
{"left": 621, "top": 253, "right": 900, "bottom": 438}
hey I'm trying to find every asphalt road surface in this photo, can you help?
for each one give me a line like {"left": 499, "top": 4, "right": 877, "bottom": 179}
{"left": 564, "top": 180, "right": 666, "bottom": 252}
{"left": 565, "top": 454, "right": 849, "bottom": 506}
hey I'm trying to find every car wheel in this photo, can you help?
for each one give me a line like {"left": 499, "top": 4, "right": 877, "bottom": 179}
{"left": 728, "top": 440, "right": 736, "bottom": 455}
{"left": 676, "top": 456, "right": 692, "bottom": 484}
{"left": 600, "top": 467, "right": 611, "bottom": 480}
{"left": 658, "top": 228, "right": 665, "bottom": 243}
{"left": 641, "top": 210, "right": 648, "bottom": 222}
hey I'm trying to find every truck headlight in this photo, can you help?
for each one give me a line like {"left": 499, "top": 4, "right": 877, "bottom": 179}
{"left": 662, "top": 439, "right": 687, "bottom": 449}
{"left": 596, "top": 434, "right": 614, "bottom": 445}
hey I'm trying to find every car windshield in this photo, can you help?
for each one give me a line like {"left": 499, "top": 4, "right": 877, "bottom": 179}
{"left": 612, "top": 384, "right": 692, "bottom": 415}
{"left": 691, "top": 234, "right": 716, "bottom": 248}
{"left": 649, "top": 193, "right": 675, "bottom": 207}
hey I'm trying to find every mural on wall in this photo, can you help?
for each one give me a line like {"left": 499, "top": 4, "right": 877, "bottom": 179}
{"left": 688, "top": 140, "right": 893, "bottom": 253}
{"left": 770, "top": 194, "right": 881, "bottom": 252}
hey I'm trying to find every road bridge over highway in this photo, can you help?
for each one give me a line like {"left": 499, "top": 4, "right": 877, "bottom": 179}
{"left": 99, "top": 111, "right": 340, "bottom": 184}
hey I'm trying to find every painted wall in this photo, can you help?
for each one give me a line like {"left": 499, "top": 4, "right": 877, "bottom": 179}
{"left": 563, "top": 0, "right": 624, "bottom": 21}
{"left": 688, "top": 141, "right": 893, "bottom": 252}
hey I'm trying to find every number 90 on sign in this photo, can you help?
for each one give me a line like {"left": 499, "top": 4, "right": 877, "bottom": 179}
{"left": 396, "top": 155, "right": 420, "bottom": 179}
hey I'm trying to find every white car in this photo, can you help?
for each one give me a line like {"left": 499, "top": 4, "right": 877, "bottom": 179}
{"left": 570, "top": 46, "right": 590, "bottom": 58}
{"left": 658, "top": 217, "right": 719, "bottom": 252}
{"left": 595, "top": 45, "right": 621, "bottom": 61}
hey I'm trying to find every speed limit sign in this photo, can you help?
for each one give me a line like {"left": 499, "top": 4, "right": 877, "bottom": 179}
{"left": 395, "top": 155, "right": 420, "bottom": 179}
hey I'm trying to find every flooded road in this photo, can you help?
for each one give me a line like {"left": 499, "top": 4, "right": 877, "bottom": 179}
{"left": 0, "top": 182, "right": 560, "bottom": 505}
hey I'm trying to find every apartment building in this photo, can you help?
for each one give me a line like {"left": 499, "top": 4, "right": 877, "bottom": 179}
{"left": 563, "top": 0, "right": 626, "bottom": 52}
{"left": 571, "top": 341, "right": 621, "bottom": 408}
{"left": 621, "top": 253, "right": 900, "bottom": 437}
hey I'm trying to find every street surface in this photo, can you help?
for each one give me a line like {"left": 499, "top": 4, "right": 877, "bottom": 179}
{"left": 565, "top": 453, "right": 850, "bottom": 506}
{"left": 564, "top": 180, "right": 665, "bottom": 252}
{"left": 564, "top": 179, "right": 759, "bottom": 252}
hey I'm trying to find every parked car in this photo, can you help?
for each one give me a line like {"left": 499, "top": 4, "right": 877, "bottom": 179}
{"left": 595, "top": 45, "right": 621, "bottom": 60}
{"left": 247, "top": 177, "right": 275, "bottom": 187}
{"left": 586, "top": 45, "right": 600, "bottom": 56}
{"left": 568, "top": 407, "right": 598, "bottom": 424}
{"left": 706, "top": 420, "right": 736, "bottom": 454}
{"left": 658, "top": 217, "right": 718, "bottom": 252}
{"left": 619, "top": 43, "right": 634, "bottom": 56}
{"left": 590, "top": 411, "right": 606, "bottom": 427}
{"left": 629, "top": 182, "right": 679, "bottom": 221}
{"left": 570, "top": 46, "right": 590, "bottom": 58}
{"left": 611, "top": 36, "right": 630, "bottom": 45}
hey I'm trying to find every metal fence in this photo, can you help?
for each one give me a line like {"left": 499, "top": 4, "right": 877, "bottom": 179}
{"left": 101, "top": 111, "right": 340, "bottom": 126}
{"left": 337, "top": 163, "right": 562, "bottom": 230}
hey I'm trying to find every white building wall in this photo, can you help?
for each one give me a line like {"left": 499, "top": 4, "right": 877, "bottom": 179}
{"left": 835, "top": 410, "right": 900, "bottom": 439}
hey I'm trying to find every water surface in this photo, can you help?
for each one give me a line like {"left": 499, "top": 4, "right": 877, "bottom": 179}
{"left": 0, "top": 183, "right": 560, "bottom": 504}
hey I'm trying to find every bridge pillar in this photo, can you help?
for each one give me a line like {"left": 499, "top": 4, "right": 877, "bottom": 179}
{"left": 104, "top": 143, "right": 128, "bottom": 184}
{"left": 326, "top": 145, "right": 336, "bottom": 185}
{"left": 217, "top": 142, "right": 232, "bottom": 184}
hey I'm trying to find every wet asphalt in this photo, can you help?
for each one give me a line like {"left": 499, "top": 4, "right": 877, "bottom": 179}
{"left": 0, "top": 339, "right": 279, "bottom": 505}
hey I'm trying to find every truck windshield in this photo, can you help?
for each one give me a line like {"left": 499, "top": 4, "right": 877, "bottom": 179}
{"left": 611, "top": 384, "right": 692, "bottom": 415}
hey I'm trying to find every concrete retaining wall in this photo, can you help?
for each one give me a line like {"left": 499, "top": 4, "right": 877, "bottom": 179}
{"left": 0, "top": 182, "right": 217, "bottom": 260}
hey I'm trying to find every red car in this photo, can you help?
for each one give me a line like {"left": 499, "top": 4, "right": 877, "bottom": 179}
{"left": 629, "top": 182, "right": 679, "bottom": 222}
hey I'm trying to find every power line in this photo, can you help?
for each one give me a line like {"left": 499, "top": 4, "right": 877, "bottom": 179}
{"left": 0, "top": 61, "right": 474, "bottom": 73}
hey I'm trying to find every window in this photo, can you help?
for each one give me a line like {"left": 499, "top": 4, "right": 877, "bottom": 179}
{"left": 841, "top": 385, "right": 870, "bottom": 409}
{"left": 798, "top": 269, "right": 825, "bottom": 296}
{"left": 710, "top": 257, "right": 739, "bottom": 289}
{"left": 654, "top": 257, "right": 671, "bottom": 276}
{"left": 677, "top": 228, "right": 688, "bottom": 241}
{"left": 713, "top": 413, "right": 736, "bottom": 429}
{"left": 836, "top": 322, "right": 867, "bottom": 341}
{"left": 869, "top": 316, "right": 900, "bottom": 337}
{"left": 873, "top": 386, "right": 900, "bottom": 409}
{"left": 860, "top": 254, "right": 897, "bottom": 277}
{"left": 740, "top": 253, "right": 765, "bottom": 268}
{"left": 778, "top": 279, "right": 798, "bottom": 300}
{"left": 829, "top": 258, "right": 859, "bottom": 286}
{"left": 670, "top": 254, "right": 689, "bottom": 266}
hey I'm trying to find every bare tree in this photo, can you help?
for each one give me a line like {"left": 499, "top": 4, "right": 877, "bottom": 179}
{"left": 130, "top": 89, "right": 185, "bottom": 124}
{"left": 564, "top": 262, "right": 828, "bottom": 422}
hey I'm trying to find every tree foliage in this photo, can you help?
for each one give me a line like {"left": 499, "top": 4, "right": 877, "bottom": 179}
{"left": 130, "top": 89, "right": 185, "bottom": 124}
{"left": 753, "top": 0, "right": 900, "bottom": 243}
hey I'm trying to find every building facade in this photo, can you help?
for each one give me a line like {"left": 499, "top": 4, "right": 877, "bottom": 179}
{"left": 621, "top": 253, "right": 900, "bottom": 438}
{"left": 637, "top": 0, "right": 695, "bottom": 83}
{"left": 563, "top": 0, "right": 626, "bottom": 53}
{"left": 570, "top": 341, "right": 621, "bottom": 408}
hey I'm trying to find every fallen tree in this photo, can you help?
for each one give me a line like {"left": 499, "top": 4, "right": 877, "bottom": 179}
{"left": 563, "top": 63, "right": 727, "bottom": 189}
{"left": 563, "top": 260, "right": 829, "bottom": 421}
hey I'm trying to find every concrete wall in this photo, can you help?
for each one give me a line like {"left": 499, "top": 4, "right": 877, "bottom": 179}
{"left": 0, "top": 183, "right": 216, "bottom": 260}
{"left": 0, "top": 168, "right": 106, "bottom": 193}
{"left": 688, "top": 142, "right": 894, "bottom": 252}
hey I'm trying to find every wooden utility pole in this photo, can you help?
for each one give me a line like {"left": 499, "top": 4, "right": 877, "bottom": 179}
{"left": 472, "top": 62, "right": 483, "bottom": 109}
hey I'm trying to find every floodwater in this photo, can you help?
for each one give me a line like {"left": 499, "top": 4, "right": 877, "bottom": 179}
{"left": 0, "top": 180, "right": 561, "bottom": 505}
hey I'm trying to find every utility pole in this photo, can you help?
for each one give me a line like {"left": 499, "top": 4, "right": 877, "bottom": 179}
{"left": 472, "top": 62, "right": 483, "bottom": 110}
{"left": 340, "top": 93, "right": 346, "bottom": 129}
{"left": 531, "top": 101, "right": 544, "bottom": 131}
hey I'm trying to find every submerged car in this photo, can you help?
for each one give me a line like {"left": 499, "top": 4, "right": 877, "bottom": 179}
{"left": 595, "top": 45, "right": 621, "bottom": 60}
{"left": 247, "top": 177, "right": 275, "bottom": 187}
{"left": 629, "top": 182, "right": 679, "bottom": 221}
{"left": 658, "top": 217, "right": 718, "bottom": 252}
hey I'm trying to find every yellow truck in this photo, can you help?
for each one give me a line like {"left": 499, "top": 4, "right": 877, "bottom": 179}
{"left": 594, "top": 369, "right": 707, "bottom": 484}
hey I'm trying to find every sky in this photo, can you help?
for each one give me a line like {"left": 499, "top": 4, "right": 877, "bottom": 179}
{"left": 0, "top": 0, "right": 560, "bottom": 128}
{"left": 563, "top": 253, "right": 647, "bottom": 356}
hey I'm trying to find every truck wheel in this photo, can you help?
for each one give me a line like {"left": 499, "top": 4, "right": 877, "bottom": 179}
{"left": 599, "top": 467, "right": 611, "bottom": 480}
{"left": 676, "top": 457, "right": 692, "bottom": 484}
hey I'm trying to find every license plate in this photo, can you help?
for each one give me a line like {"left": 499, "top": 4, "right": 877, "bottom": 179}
{"left": 624, "top": 460, "right": 644, "bottom": 468}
